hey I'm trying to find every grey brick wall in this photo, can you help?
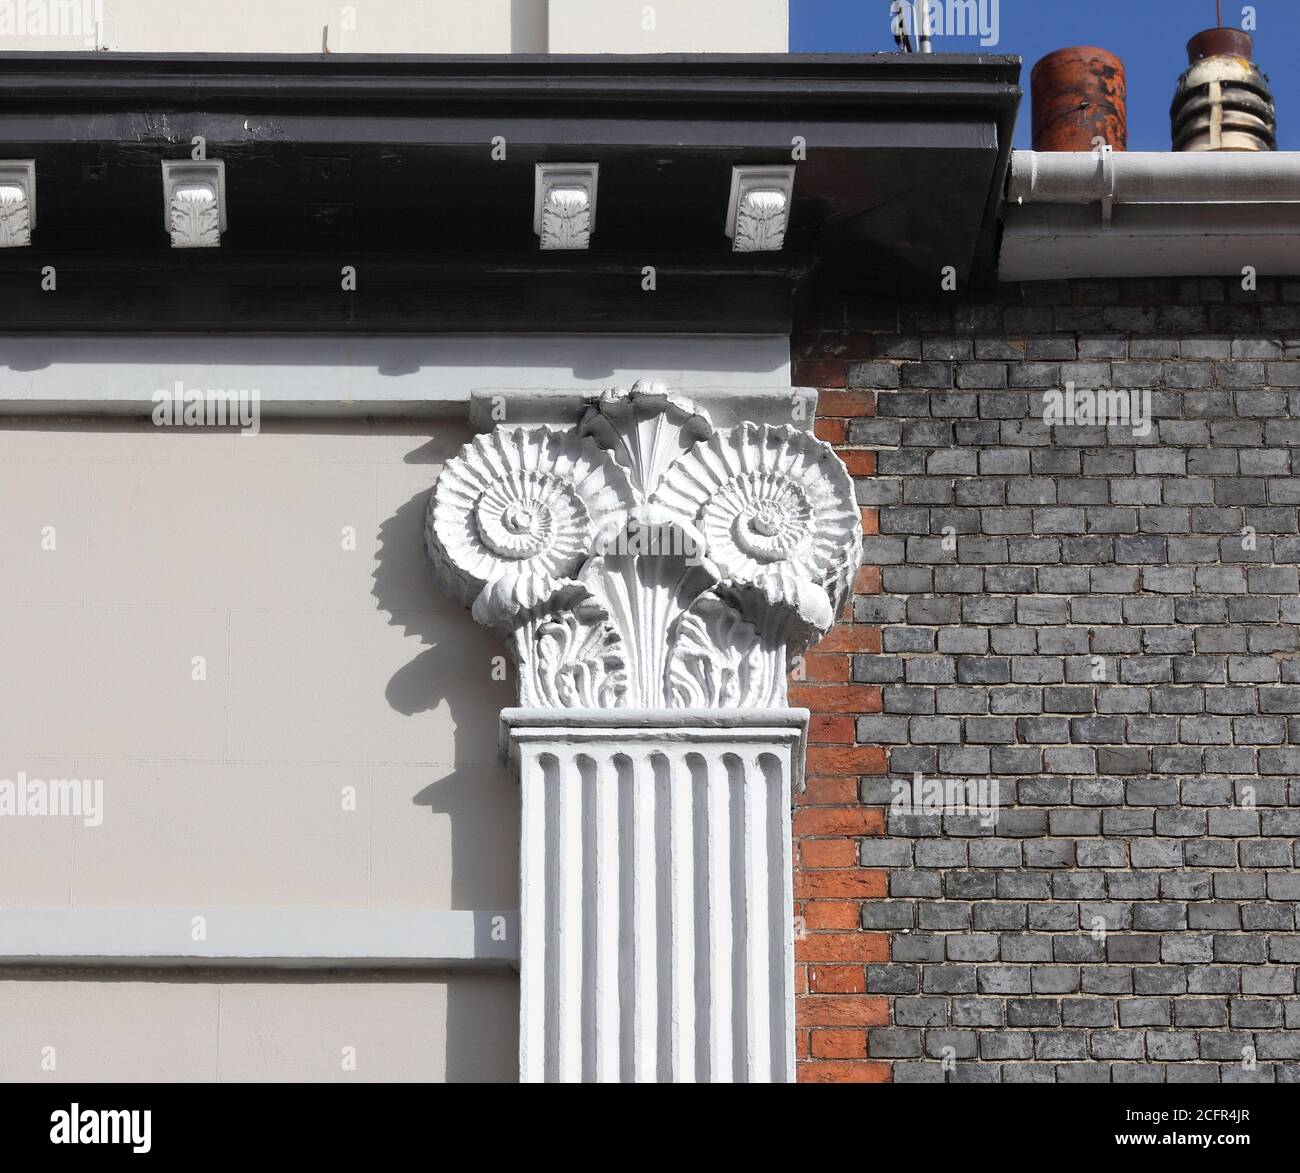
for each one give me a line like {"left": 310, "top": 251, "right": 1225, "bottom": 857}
{"left": 803, "top": 278, "right": 1300, "bottom": 1083}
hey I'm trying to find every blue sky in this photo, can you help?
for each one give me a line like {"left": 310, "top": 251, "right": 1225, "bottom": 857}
{"left": 791, "top": 1, "right": 1297, "bottom": 150}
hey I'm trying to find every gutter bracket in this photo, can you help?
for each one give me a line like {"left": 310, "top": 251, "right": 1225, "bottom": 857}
{"left": 1098, "top": 144, "right": 1115, "bottom": 226}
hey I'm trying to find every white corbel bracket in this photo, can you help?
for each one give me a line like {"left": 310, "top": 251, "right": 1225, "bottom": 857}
{"left": 0, "top": 160, "right": 36, "bottom": 248}
{"left": 1098, "top": 143, "right": 1116, "bottom": 226}
{"left": 534, "top": 163, "right": 598, "bottom": 250}
{"left": 162, "top": 159, "right": 227, "bottom": 248}
{"left": 727, "top": 165, "right": 796, "bottom": 253}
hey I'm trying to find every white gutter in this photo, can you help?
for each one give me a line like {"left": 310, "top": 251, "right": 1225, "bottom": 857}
{"left": 1000, "top": 150, "right": 1300, "bottom": 281}
{"left": 1008, "top": 150, "right": 1300, "bottom": 207}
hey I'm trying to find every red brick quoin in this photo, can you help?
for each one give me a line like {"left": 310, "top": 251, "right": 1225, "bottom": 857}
{"left": 790, "top": 372, "right": 891, "bottom": 1083}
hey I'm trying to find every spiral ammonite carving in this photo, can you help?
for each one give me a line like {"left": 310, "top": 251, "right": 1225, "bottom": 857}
{"left": 727, "top": 478, "right": 812, "bottom": 565}
{"left": 474, "top": 478, "right": 570, "bottom": 561}
{"left": 427, "top": 426, "right": 635, "bottom": 609}
{"left": 651, "top": 422, "right": 862, "bottom": 599}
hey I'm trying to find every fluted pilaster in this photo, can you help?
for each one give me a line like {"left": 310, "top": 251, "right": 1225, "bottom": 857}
{"left": 506, "top": 710, "right": 803, "bottom": 1083}
{"left": 426, "top": 382, "right": 860, "bottom": 1083}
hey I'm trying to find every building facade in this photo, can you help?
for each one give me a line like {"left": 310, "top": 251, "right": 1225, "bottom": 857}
{"left": 796, "top": 278, "right": 1300, "bottom": 1082}
{"left": 0, "top": 2, "right": 1296, "bottom": 1083}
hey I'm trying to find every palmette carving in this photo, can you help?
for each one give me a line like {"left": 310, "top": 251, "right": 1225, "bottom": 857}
{"left": 579, "top": 382, "right": 713, "bottom": 496}
{"left": 0, "top": 185, "right": 31, "bottom": 248}
{"left": 426, "top": 381, "right": 863, "bottom": 710}
{"left": 733, "top": 189, "right": 788, "bottom": 252}
{"left": 168, "top": 184, "right": 221, "bottom": 248}
{"left": 539, "top": 187, "right": 591, "bottom": 250}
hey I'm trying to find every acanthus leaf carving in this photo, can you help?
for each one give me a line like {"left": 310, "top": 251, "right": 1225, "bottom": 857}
{"left": 168, "top": 184, "right": 222, "bottom": 248}
{"left": 580, "top": 509, "right": 719, "bottom": 707}
{"left": 727, "top": 165, "right": 795, "bottom": 255}
{"left": 0, "top": 163, "right": 36, "bottom": 250}
{"left": 514, "top": 582, "right": 629, "bottom": 710}
{"left": 666, "top": 592, "right": 773, "bottom": 709}
{"left": 0, "top": 183, "right": 31, "bottom": 248}
{"left": 539, "top": 187, "right": 591, "bottom": 251}
{"left": 534, "top": 164, "right": 598, "bottom": 252}
{"left": 733, "top": 188, "right": 788, "bottom": 253}
{"left": 717, "top": 570, "right": 835, "bottom": 653}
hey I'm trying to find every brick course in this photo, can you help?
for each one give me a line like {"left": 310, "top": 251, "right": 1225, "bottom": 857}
{"left": 791, "top": 278, "right": 1300, "bottom": 1084}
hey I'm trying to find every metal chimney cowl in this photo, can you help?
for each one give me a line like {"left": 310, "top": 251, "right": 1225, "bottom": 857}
{"left": 1172, "top": 27, "right": 1276, "bottom": 152}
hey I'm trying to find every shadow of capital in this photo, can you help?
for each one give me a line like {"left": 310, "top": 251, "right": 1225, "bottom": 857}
{"left": 371, "top": 452, "right": 520, "bottom": 1081}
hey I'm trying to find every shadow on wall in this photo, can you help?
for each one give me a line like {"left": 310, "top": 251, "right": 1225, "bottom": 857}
{"left": 370, "top": 434, "right": 520, "bottom": 1081}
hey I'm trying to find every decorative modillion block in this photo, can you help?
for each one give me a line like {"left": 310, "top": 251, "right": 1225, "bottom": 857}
{"left": 427, "top": 382, "right": 862, "bottom": 1082}
{"left": 161, "top": 160, "right": 227, "bottom": 248}
{"left": 0, "top": 161, "right": 35, "bottom": 248}
{"left": 534, "top": 163, "right": 598, "bottom": 251}
{"left": 727, "top": 165, "right": 796, "bottom": 253}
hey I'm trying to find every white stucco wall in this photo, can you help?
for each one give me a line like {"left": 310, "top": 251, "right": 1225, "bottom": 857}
{"left": 548, "top": 0, "right": 788, "bottom": 54}
{"left": 0, "top": 419, "right": 517, "bottom": 912}
{"left": 0, "top": 0, "right": 792, "bottom": 1090}
{"left": 0, "top": 336, "right": 790, "bottom": 1080}
{"left": 0, "top": 975, "right": 519, "bottom": 1081}
{"left": 0, "top": 336, "right": 791, "bottom": 415}
{"left": 0, "top": 0, "right": 787, "bottom": 53}
{"left": 0, "top": 420, "right": 523, "bottom": 1079}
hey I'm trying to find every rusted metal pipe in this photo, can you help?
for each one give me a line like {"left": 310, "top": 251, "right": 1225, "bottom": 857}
{"left": 1031, "top": 47, "right": 1128, "bottom": 152}
{"left": 1189, "top": 27, "right": 1253, "bottom": 62}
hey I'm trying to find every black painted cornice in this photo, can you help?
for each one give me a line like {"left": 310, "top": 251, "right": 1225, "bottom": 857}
{"left": 0, "top": 52, "right": 1021, "bottom": 333}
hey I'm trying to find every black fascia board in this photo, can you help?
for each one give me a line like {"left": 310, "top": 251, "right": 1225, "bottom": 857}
{"left": 0, "top": 53, "right": 1022, "bottom": 334}
{"left": 0, "top": 52, "right": 1021, "bottom": 114}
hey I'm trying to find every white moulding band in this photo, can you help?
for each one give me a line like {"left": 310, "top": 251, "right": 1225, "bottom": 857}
{"left": 465, "top": 385, "right": 818, "bottom": 434}
{"left": 535, "top": 162, "right": 598, "bottom": 250}
{"left": 727, "top": 165, "right": 796, "bottom": 252}
{"left": 0, "top": 908, "right": 519, "bottom": 969}
{"left": 162, "top": 159, "right": 227, "bottom": 248}
{"left": 0, "top": 336, "right": 794, "bottom": 418}
{"left": 0, "top": 160, "right": 36, "bottom": 248}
